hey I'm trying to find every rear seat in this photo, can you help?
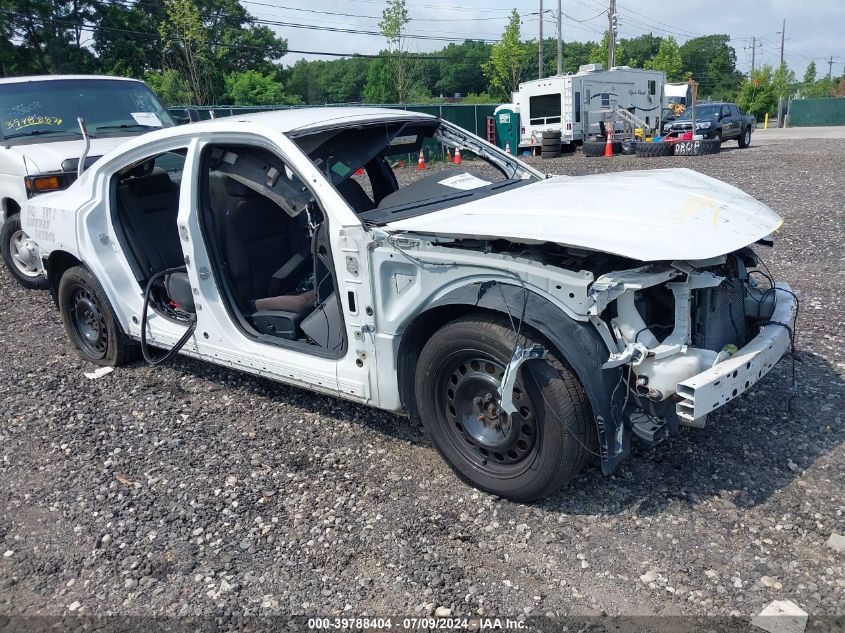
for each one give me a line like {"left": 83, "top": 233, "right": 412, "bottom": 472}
{"left": 117, "top": 167, "right": 183, "bottom": 277}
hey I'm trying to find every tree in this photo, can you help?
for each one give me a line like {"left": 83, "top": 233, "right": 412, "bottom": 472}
{"left": 589, "top": 31, "right": 624, "bottom": 68}
{"left": 803, "top": 61, "right": 817, "bottom": 85}
{"left": 95, "top": 0, "right": 166, "bottom": 77}
{"left": 159, "top": 0, "right": 215, "bottom": 104}
{"left": 144, "top": 69, "right": 193, "bottom": 106}
{"left": 644, "top": 36, "right": 683, "bottom": 81}
{"left": 379, "top": 0, "right": 415, "bottom": 103}
{"left": 223, "top": 70, "right": 296, "bottom": 105}
{"left": 736, "top": 65, "right": 775, "bottom": 117}
{"left": 3, "top": 0, "right": 97, "bottom": 74}
{"left": 363, "top": 55, "right": 394, "bottom": 103}
{"left": 679, "top": 35, "right": 742, "bottom": 100}
{"left": 434, "top": 40, "right": 491, "bottom": 97}
{"left": 483, "top": 9, "right": 528, "bottom": 101}
{"left": 619, "top": 33, "right": 661, "bottom": 68}
{"left": 771, "top": 61, "right": 796, "bottom": 102}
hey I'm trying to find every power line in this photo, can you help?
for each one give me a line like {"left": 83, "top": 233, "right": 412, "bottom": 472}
{"left": 0, "top": 10, "right": 497, "bottom": 59}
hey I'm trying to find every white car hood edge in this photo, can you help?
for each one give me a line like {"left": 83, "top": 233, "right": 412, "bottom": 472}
{"left": 383, "top": 168, "right": 783, "bottom": 262}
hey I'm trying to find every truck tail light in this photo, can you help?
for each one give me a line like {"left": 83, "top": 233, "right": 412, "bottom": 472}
{"left": 25, "top": 174, "right": 67, "bottom": 195}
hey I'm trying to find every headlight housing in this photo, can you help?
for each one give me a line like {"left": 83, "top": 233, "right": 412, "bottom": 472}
{"left": 696, "top": 121, "right": 712, "bottom": 129}
{"left": 25, "top": 174, "right": 70, "bottom": 197}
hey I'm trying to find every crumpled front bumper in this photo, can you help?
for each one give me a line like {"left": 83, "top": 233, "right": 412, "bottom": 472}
{"left": 675, "top": 283, "right": 796, "bottom": 424}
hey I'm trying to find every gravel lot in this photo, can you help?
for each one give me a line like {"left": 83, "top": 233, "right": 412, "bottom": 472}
{"left": 1, "top": 137, "right": 843, "bottom": 629}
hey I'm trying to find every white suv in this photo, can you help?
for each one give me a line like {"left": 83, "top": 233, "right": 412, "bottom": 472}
{"left": 0, "top": 75, "right": 175, "bottom": 288}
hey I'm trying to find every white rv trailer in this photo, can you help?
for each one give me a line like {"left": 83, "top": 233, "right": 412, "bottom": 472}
{"left": 511, "top": 64, "right": 666, "bottom": 150}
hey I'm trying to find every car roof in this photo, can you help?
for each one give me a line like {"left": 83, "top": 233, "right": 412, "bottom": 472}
{"left": 0, "top": 74, "right": 146, "bottom": 85}
{"left": 211, "top": 107, "right": 436, "bottom": 133}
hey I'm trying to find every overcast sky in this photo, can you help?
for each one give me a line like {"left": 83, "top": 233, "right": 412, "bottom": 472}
{"left": 241, "top": 0, "right": 844, "bottom": 78}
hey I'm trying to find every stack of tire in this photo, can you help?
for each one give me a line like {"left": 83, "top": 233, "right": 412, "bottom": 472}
{"left": 541, "top": 130, "right": 562, "bottom": 159}
{"left": 635, "top": 141, "right": 673, "bottom": 157}
{"left": 583, "top": 138, "right": 622, "bottom": 157}
{"left": 671, "top": 138, "right": 721, "bottom": 156}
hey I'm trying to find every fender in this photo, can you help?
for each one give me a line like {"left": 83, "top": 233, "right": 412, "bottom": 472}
{"left": 424, "top": 282, "right": 629, "bottom": 474}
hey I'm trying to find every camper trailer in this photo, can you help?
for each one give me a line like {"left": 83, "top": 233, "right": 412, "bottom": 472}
{"left": 508, "top": 65, "right": 666, "bottom": 151}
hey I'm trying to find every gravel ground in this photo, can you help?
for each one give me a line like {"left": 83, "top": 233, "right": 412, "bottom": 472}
{"left": 1, "top": 138, "right": 843, "bottom": 630}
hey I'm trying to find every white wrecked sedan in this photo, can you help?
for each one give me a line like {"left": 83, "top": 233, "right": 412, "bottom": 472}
{"left": 22, "top": 108, "right": 796, "bottom": 501}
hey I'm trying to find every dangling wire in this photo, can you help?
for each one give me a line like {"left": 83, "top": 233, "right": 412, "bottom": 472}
{"left": 140, "top": 267, "right": 198, "bottom": 366}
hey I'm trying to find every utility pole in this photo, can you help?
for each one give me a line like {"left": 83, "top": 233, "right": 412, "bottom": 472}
{"left": 827, "top": 56, "right": 835, "bottom": 80}
{"left": 538, "top": 0, "right": 544, "bottom": 79}
{"left": 779, "top": 19, "right": 785, "bottom": 65}
{"left": 745, "top": 36, "right": 763, "bottom": 75}
{"left": 608, "top": 0, "right": 617, "bottom": 69}
{"left": 556, "top": 0, "right": 562, "bottom": 75}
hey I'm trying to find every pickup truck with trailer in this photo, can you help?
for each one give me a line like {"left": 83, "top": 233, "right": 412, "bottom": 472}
{"left": 0, "top": 75, "right": 175, "bottom": 288}
{"left": 20, "top": 108, "right": 795, "bottom": 501}
{"left": 663, "top": 101, "right": 755, "bottom": 147}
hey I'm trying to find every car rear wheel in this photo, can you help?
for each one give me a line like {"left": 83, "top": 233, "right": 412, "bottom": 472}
{"left": 58, "top": 266, "right": 139, "bottom": 366}
{"left": 738, "top": 127, "right": 752, "bottom": 148}
{"left": 1, "top": 214, "right": 49, "bottom": 290}
{"left": 414, "top": 314, "right": 593, "bottom": 502}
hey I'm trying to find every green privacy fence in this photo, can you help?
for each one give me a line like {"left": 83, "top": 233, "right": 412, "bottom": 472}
{"left": 167, "top": 103, "right": 498, "bottom": 163}
{"left": 787, "top": 98, "right": 845, "bottom": 127}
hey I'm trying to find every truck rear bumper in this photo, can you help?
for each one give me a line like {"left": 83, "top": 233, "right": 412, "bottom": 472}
{"left": 676, "top": 283, "right": 796, "bottom": 423}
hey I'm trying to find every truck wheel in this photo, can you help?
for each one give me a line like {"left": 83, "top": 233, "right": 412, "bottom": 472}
{"left": 738, "top": 127, "right": 752, "bottom": 148}
{"left": 414, "top": 314, "right": 593, "bottom": 502}
{"left": 713, "top": 131, "right": 722, "bottom": 145}
{"left": 58, "top": 266, "right": 139, "bottom": 366}
{"left": 1, "top": 214, "right": 49, "bottom": 290}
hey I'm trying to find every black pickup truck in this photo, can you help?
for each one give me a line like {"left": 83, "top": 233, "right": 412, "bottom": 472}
{"left": 663, "top": 102, "right": 755, "bottom": 147}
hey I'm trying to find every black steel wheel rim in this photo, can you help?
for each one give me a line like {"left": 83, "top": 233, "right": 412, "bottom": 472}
{"left": 434, "top": 350, "right": 539, "bottom": 478}
{"left": 68, "top": 284, "right": 108, "bottom": 359}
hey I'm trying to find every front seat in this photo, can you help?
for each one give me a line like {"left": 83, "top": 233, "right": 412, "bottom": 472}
{"left": 222, "top": 181, "right": 309, "bottom": 305}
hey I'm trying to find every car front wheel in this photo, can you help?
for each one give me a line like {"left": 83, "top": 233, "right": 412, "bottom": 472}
{"left": 58, "top": 266, "right": 139, "bottom": 366}
{"left": 414, "top": 314, "right": 593, "bottom": 502}
{"left": 1, "top": 214, "right": 49, "bottom": 289}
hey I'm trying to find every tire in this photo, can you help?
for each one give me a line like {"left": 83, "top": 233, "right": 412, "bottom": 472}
{"left": 58, "top": 266, "right": 140, "bottom": 366}
{"left": 541, "top": 130, "right": 561, "bottom": 141}
{"left": 635, "top": 142, "right": 673, "bottom": 157}
{"left": 541, "top": 149, "right": 561, "bottom": 159}
{"left": 541, "top": 138, "right": 561, "bottom": 148}
{"left": 673, "top": 138, "right": 721, "bottom": 156}
{"left": 1, "top": 214, "right": 49, "bottom": 290}
{"left": 414, "top": 314, "right": 593, "bottom": 502}
{"left": 582, "top": 140, "right": 622, "bottom": 157}
{"left": 738, "top": 126, "right": 752, "bottom": 148}
{"left": 712, "top": 131, "right": 722, "bottom": 145}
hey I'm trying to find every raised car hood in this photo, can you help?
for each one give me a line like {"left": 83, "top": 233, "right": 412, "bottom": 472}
{"left": 14, "top": 136, "right": 133, "bottom": 175}
{"left": 384, "top": 168, "right": 783, "bottom": 261}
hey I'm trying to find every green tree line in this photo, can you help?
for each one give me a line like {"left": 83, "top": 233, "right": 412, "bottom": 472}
{"left": 1, "top": 0, "right": 841, "bottom": 111}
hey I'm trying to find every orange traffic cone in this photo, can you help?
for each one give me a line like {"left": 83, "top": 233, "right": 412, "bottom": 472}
{"left": 417, "top": 148, "right": 426, "bottom": 170}
{"left": 453, "top": 147, "right": 462, "bottom": 164}
{"left": 604, "top": 132, "right": 614, "bottom": 157}
{"left": 505, "top": 141, "right": 511, "bottom": 154}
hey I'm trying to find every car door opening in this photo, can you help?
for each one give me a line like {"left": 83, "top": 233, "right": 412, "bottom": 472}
{"left": 198, "top": 145, "right": 345, "bottom": 354}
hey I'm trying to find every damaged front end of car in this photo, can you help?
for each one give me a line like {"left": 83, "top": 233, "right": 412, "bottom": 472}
{"left": 587, "top": 248, "right": 796, "bottom": 453}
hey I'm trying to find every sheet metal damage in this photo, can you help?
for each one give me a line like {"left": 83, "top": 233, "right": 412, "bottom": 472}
{"left": 383, "top": 231, "right": 795, "bottom": 471}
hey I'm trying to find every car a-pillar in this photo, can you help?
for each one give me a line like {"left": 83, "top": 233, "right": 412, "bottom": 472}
{"left": 398, "top": 282, "right": 629, "bottom": 490}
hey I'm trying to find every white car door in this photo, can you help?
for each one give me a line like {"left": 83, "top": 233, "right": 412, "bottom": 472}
{"left": 178, "top": 131, "right": 379, "bottom": 404}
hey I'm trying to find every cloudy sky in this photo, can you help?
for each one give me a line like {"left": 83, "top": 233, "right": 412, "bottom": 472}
{"left": 240, "top": 0, "right": 844, "bottom": 78}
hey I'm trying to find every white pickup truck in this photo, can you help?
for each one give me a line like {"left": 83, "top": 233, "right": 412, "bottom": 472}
{"left": 0, "top": 75, "right": 175, "bottom": 288}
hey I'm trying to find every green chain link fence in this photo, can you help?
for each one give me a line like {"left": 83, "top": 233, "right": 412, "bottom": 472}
{"left": 787, "top": 98, "right": 845, "bottom": 127}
